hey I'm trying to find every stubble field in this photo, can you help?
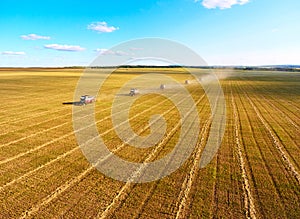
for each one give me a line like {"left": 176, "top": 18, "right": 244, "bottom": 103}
{"left": 0, "top": 67, "right": 299, "bottom": 218}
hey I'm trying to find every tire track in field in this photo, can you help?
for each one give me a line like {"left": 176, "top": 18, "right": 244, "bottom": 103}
{"left": 19, "top": 91, "right": 187, "bottom": 219}
{"left": 65, "top": 98, "right": 188, "bottom": 217}
{"left": 0, "top": 111, "right": 71, "bottom": 137}
{"left": 245, "top": 94, "right": 300, "bottom": 184}
{"left": 245, "top": 91, "right": 300, "bottom": 168}
{"left": 97, "top": 97, "right": 202, "bottom": 219}
{"left": 231, "top": 91, "right": 257, "bottom": 219}
{"left": 0, "top": 94, "right": 62, "bottom": 114}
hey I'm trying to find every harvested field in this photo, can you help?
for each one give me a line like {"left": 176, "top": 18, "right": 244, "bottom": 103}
{"left": 0, "top": 68, "right": 299, "bottom": 218}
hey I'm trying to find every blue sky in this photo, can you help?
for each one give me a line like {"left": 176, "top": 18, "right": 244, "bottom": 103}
{"left": 1, "top": 0, "right": 300, "bottom": 67}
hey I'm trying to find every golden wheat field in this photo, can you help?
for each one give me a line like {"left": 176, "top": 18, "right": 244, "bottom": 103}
{"left": 0, "top": 67, "right": 299, "bottom": 218}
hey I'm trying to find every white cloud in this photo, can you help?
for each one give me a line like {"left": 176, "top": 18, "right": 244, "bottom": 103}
{"left": 198, "top": 0, "right": 250, "bottom": 9}
{"left": 88, "top": 22, "right": 119, "bottom": 33}
{"left": 44, "top": 44, "right": 85, "bottom": 51}
{"left": 95, "top": 48, "right": 129, "bottom": 56}
{"left": 21, "top": 33, "right": 50, "bottom": 40}
{"left": 129, "top": 47, "right": 144, "bottom": 51}
{"left": 1, "top": 51, "right": 26, "bottom": 55}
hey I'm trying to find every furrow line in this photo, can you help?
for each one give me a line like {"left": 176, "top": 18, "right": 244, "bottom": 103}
{"left": 0, "top": 92, "right": 75, "bottom": 125}
{"left": 243, "top": 81, "right": 300, "bottom": 129}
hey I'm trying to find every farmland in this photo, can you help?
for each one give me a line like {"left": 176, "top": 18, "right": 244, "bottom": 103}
{"left": 0, "top": 67, "right": 299, "bottom": 218}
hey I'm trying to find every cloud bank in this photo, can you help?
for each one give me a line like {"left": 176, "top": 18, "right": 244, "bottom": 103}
{"left": 95, "top": 48, "right": 129, "bottom": 56}
{"left": 21, "top": 34, "right": 50, "bottom": 40}
{"left": 1, "top": 51, "right": 26, "bottom": 55}
{"left": 198, "top": 0, "right": 250, "bottom": 9}
{"left": 44, "top": 44, "right": 85, "bottom": 51}
{"left": 88, "top": 22, "right": 119, "bottom": 33}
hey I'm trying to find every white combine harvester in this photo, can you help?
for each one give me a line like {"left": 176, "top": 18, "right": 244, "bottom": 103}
{"left": 129, "top": 88, "right": 139, "bottom": 96}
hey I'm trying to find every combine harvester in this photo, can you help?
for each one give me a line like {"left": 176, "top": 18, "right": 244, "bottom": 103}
{"left": 63, "top": 95, "right": 96, "bottom": 106}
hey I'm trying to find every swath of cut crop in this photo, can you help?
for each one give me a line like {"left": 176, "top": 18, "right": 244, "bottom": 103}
{"left": 175, "top": 117, "right": 211, "bottom": 219}
{"left": 245, "top": 94, "right": 300, "bottom": 184}
{"left": 235, "top": 83, "right": 290, "bottom": 218}
{"left": 231, "top": 90, "right": 257, "bottom": 219}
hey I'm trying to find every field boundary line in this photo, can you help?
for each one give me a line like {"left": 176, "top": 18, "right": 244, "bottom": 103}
{"left": 231, "top": 91, "right": 257, "bottom": 219}
{"left": 245, "top": 94, "right": 300, "bottom": 184}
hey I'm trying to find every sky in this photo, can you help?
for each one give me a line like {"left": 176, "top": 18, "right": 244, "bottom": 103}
{"left": 0, "top": 0, "right": 300, "bottom": 67}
